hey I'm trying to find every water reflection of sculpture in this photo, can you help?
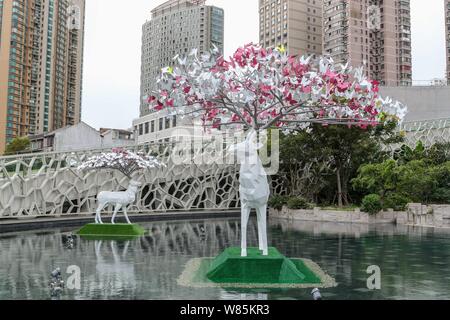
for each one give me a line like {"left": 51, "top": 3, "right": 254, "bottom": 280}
{"left": 140, "top": 220, "right": 249, "bottom": 257}
{"left": 92, "top": 240, "right": 136, "bottom": 297}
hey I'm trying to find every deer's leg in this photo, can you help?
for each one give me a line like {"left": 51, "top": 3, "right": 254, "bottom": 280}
{"left": 256, "top": 204, "right": 268, "bottom": 256}
{"left": 111, "top": 204, "right": 122, "bottom": 224}
{"left": 123, "top": 206, "right": 131, "bottom": 224}
{"left": 95, "top": 203, "right": 101, "bottom": 224}
{"left": 94, "top": 240, "right": 103, "bottom": 259}
{"left": 256, "top": 208, "right": 263, "bottom": 251}
{"left": 241, "top": 205, "right": 251, "bottom": 257}
{"left": 96, "top": 202, "right": 106, "bottom": 224}
{"left": 95, "top": 205, "right": 99, "bottom": 224}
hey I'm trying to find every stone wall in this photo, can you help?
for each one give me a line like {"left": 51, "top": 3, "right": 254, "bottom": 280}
{"left": 399, "top": 204, "right": 450, "bottom": 229}
{"left": 269, "top": 207, "right": 398, "bottom": 224}
{"left": 270, "top": 204, "right": 450, "bottom": 229}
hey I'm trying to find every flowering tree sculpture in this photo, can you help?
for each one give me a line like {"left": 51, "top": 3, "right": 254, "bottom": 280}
{"left": 78, "top": 148, "right": 162, "bottom": 224}
{"left": 78, "top": 148, "right": 161, "bottom": 179}
{"left": 148, "top": 43, "right": 407, "bottom": 256}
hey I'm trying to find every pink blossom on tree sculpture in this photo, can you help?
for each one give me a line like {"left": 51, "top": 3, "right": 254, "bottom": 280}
{"left": 147, "top": 43, "right": 407, "bottom": 132}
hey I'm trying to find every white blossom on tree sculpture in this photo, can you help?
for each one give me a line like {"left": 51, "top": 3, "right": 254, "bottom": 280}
{"left": 78, "top": 148, "right": 161, "bottom": 179}
{"left": 78, "top": 148, "right": 163, "bottom": 224}
{"left": 148, "top": 43, "right": 408, "bottom": 256}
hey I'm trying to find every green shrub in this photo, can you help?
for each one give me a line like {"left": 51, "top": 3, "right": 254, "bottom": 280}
{"left": 353, "top": 159, "right": 450, "bottom": 205}
{"left": 287, "top": 196, "right": 310, "bottom": 210}
{"left": 361, "top": 194, "right": 382, "bottom": 215}
{"left": 268, "top": 195, "right": 289, "bottom": 211}
{"left": 383, "top": 193, "right": 411, "bottom": 211}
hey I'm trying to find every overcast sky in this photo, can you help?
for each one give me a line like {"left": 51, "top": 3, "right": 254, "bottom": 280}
{"left": 82, "top": 0, "right": 446, "bottom": 130}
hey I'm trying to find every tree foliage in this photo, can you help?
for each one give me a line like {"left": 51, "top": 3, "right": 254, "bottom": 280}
{"left": 278, "top": 120, "right": 403, "bottom": 206}
{"left": 4, "top": 137, "right": 31, "bottom": 155}
{"left": 352, "top": 144, "right": 450, "bottom": 204}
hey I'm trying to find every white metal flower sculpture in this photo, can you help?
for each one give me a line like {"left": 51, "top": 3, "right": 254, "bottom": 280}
{"left": 148, "top": 43, "right": 408, "bottom": 256}
{"left": 78, "top": 148, "right": 162, "bottom": 224}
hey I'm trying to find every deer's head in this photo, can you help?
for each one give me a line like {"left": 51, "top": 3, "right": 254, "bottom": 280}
{"left": 228, "top": 130, "right": 265, "bottom": 165}
{"left": 129, "top": 180, "right": 142, "bottom": 188}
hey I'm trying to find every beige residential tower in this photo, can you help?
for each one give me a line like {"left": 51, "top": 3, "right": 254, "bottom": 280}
{"left": 259, "top": 0, "right": 323, "bottom": 56}
{"left": 323, "top": 0, "right": 412, "bottom": 86}
{"left": 0, "top": 0, "right": 85, "bottom": 154}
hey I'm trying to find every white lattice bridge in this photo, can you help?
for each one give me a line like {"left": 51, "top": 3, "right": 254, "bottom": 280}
{"left": 0, "top": 137, "right": 288, "bottom": 218}
{"left": 0, "top": 120, "right": 448, "bottom": 219}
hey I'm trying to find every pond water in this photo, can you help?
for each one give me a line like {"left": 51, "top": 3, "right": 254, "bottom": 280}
{"left": 1, "top": 217, "right": 450, "bottom": 300}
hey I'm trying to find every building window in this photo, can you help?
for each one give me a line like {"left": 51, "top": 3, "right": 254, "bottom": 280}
{"left": 165, "top": 117, "right": 171, "bottom": 129}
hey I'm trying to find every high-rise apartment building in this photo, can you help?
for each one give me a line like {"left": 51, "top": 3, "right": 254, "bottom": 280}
{"left": 140, "top": 0, "right": 224, "bottom": 117}
{"left": 0, "top": 0, "right": 85, "bottom": 154}
{"left": 323, "top": 0, "right": 412, "bottom": 86}
{"left": 259, "top": 0, "right": 323, "bottom": 56}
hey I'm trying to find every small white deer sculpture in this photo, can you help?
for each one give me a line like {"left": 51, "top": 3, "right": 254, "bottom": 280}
{"left": 95, "top": 180, "right": 142, "bottom": 225}
{"left": 229, "top": 130, "right": 270, "bottom": 257}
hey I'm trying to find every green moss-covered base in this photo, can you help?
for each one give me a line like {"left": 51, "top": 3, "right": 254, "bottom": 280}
{"left": 77, "top": 223, "right": 145, "bottom": 240}
{"left": 178, "top": 247, "right": 337, "bottom": 289}
{"left": 207, "top": 247, "right": 319, "bottom": 284}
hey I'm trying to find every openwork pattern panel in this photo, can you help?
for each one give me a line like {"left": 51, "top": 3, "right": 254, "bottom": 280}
{"left": 401, "top": 118, "right": 450, "bottom": 147}
{"left": 0, "top": 141, "right": 289, "bottom": 217}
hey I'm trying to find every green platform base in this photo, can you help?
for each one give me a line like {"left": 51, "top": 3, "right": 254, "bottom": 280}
{"left": 178, "top": 247, "right": 337, "bottom": 289}
{"left": 77, "top": 223, "right": 145, "bottom": 240}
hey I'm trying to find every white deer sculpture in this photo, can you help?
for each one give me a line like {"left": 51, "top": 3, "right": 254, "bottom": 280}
{"left": 229, "top": 130, "right": 270, "bottom": 257}
{"left": 95, "top": 180, "right": 142, "bottom": 225}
